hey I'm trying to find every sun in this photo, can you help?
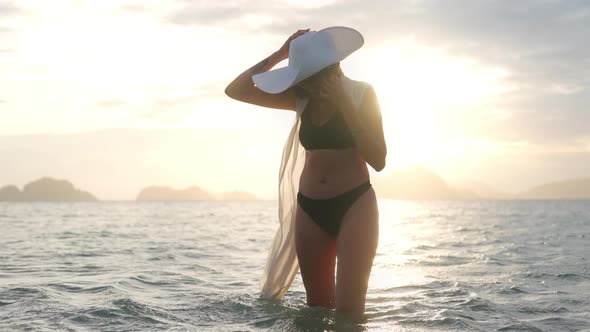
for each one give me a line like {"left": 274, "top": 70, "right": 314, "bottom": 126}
{"left": 348, "top": 38, "right": 511, "bottom": 172}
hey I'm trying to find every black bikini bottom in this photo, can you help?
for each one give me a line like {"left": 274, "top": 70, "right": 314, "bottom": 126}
{"left": 296, "top": 181, "right": 372, "bottom": 237}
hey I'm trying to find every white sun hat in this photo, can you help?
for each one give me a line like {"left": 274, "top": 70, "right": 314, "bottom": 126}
{"left": 252, "top": 26, "right": 364, "bottom": 94}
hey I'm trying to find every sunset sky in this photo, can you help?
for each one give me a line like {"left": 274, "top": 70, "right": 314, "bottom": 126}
{"left": 1, "top": 0, "right": 589, "bottom": 200}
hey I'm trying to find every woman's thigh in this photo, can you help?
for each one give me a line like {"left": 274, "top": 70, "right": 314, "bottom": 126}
{"left": 335, "top": 188, "right": 379, "bottom": 314}
{"left": 295, "top": 204, "right": 338, "bottom": 307}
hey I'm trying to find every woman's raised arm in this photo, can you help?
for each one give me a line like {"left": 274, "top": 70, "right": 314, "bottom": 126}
{"left": 224, "top": 29, "right": 309, "bottom": 111}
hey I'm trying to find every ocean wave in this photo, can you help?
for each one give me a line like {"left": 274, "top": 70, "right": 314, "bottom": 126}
{"left": 1, "top": 200, "right": 589, "bottom": 331}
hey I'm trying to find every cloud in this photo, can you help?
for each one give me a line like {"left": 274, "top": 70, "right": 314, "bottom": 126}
{"left": 445, "top": 85, "right": 590, "bottom": 145}
{"left": 96, "top": 99, "right": 127, "bottom": 108}
{"left": 95, "top": 95, "right": 198, "bottom": 122}
{"left": 0, "top": 3, "right": 20, "bottom": 16}
{"left": 121, "top": 4, "right": 148, "bottom": 13}
{"left": 0, "top": 3, "right": 20, "bottom": 50}
{"left": 163, "top": 1, "right": 589, "bottom": 100}
{"left": 3, "top": 0, "right": 585, "bottom": 147}
{"left": 164, "top": 1, "right": 321, "bottom": 31}
{"left": 95, "top": 81, "right": 227, "bottom": 120}
{"left": 167, "top": 3, "right": 249, "bottom": 26}
{"left": 280, "top": 0, "right": 590, "bottom": 84}
{"left": 94, "top": 98, "right": 191, "bottom": 122}
{"left": 195, "top": 81, "right": 227, "bottom": 99}
{"left": 141, "top": 95, "right": 200, "bottom": 120}
{"left": 261, "top": 0, "right": 590, "bottom": 145}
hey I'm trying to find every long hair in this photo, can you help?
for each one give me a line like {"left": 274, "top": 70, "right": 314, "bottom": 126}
{"left": 293, "top": 62, "right": 342, "bottom": 98}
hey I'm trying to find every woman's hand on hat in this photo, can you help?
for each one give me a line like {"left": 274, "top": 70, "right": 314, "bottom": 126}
{"left": 276, "top": 29, "right": 310, "bottom": 61}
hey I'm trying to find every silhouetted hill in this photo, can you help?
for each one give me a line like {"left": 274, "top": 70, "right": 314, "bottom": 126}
{"left": 458, "top": 180, "right": 513, "bottom": 199}
{"left": 0, "top": 185, "right": 22, "bottom": 201}
{"left": 373, "top": 165, "right": 478, "bottom": 200}
{"left": 136, "top": 185, "right": 213, "bottom": 201}
{"left": 374, "top": 169, "right": 590, "bottom": 200}
{"left": 517, "top": 177, "right": 590, "bottom": 199}
{"left": 221, "top": 191, "right": 257, "bottom": 200}
{"left": 0, "top": 177, "right": 97, "bottom": 201}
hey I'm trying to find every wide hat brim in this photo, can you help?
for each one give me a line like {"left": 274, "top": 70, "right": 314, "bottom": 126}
{"left": 252, "top": 26, "right": 364, "bottom": 94}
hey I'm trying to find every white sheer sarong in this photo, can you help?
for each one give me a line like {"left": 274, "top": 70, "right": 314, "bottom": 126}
{"left": 260, "top": 76, "right": 368, "bottom": 300}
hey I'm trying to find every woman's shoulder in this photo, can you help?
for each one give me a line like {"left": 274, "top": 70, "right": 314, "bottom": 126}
{"left": 345, "top": 77, "right": 375, "bottom": 97}
{"left": 342, "top": 77, "right": 373, "bottom": 108}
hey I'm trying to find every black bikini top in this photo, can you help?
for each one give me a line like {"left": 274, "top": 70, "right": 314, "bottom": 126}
{"left": 299, "top": 103, "right": 356, "bottom": 150}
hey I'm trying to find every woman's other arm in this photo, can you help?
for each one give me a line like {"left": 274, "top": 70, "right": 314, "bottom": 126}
{"left": 349, "top": 85, "right": 387, "bottom": 172}
{"left": 316, "top": 75, "right": 387, "bottom": 172}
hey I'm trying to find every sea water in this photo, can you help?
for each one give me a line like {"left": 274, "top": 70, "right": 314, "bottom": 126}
{"left": 0, "top": 200, "right": 589, "bottom": 331}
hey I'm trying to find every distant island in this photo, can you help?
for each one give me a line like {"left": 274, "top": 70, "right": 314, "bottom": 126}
{"left": 2, "top": 171, "right": 588, "bottom": 202}
{"left": 136, "top": 185, "right": 213, "bottom": 201}
{"left": 457, "top": 180, "right": 512, "bottom": 199}
{"left": 516, "top": 177, "right": 590, "bottom": 199}
{"left": 0, "top": 177, "right": 97, "bottom": 201}
{"left": 221, "top": 191, "right": 257, "bottom": 201}
{"left": 136, "top": 186, "right": 258, "bottom": 201}
{"left": 373, "top": 165, "right": 478, "bottom": 200}
{"left": 374, "top": 165, "right": 590, "bottom": 200}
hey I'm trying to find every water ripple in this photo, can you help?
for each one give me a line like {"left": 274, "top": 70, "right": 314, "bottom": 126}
{"left": 1, "top": 200, "right": 589, "bottom": 331}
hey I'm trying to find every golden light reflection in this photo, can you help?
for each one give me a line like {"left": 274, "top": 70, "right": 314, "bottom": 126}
{"left": 369, "top": 200, "right": 443, "bottom": 291}
{"left": 369, "top": 199, "right": 462, "bottom": 298}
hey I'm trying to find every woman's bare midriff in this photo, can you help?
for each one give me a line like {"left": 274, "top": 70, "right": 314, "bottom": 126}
{"left": 298, "top": 148, "right": 370, "bottom": 199}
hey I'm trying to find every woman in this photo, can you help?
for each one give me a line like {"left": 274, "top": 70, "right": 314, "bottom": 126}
{"left": 225, "top": 27, "right": 387, "bottom": 315}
